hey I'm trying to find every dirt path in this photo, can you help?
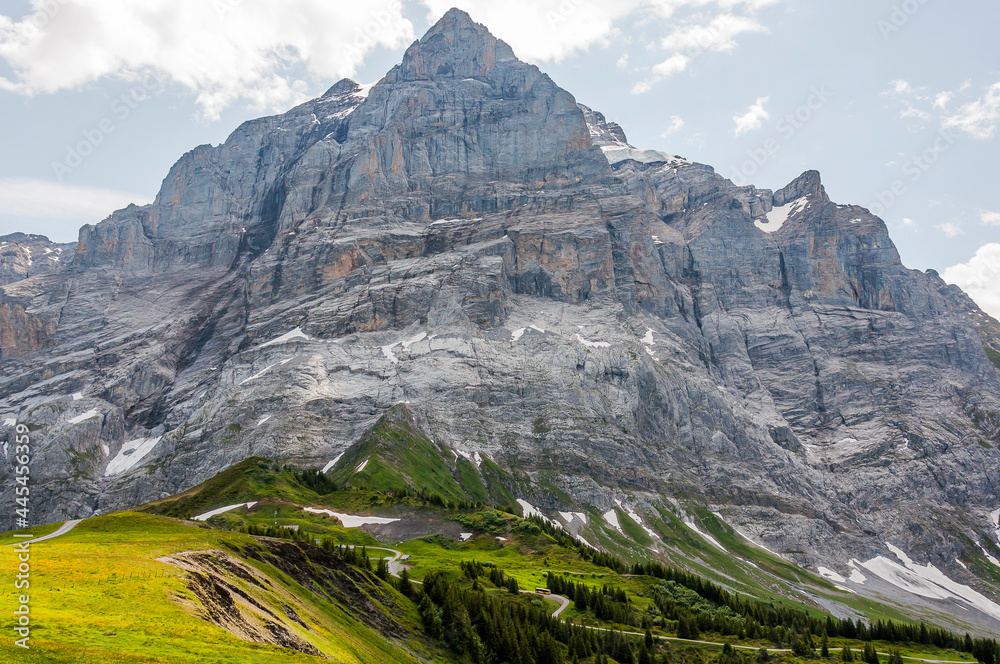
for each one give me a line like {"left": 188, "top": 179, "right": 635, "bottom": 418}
{"left": 6, "top": 520, "right": 82, "bottom": 546}
{"left": 350, "top": 545, "right": 973, "bottom": 663}
{"left": 520, "top": 590, "right": 570, "bottom": 617}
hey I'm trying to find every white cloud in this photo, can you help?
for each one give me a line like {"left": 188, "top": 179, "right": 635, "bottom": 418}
{"left": 0, "top": 179, "right": 147, "bottom": 220}
{"left": 662, "top": 115, "right": 686, "bottom": 136}
{"left": 902, "top": 217, "right": 915, "bottom": 227}
{"left": 631, "top": 11, "right": 766, "bottom": 92}
{"left": 887, "top": 79, "right": 1000, "bottom": 141}
{"left": 0, "top": 1, "right": 783, "bottom": 112}
{"left": 0, "top": 178, "right": 150, "bottom": 242}
{"left": 943, "top": 243, "right": 1000, "bottom": 319}
{"left": 942, "top": 83, "right": 1000, "bottom": 140}
{"left": 981, "top": 211, "right": 1000, "bottom": 226}
{"left": 888, "top": 79, "right": 914, "bottom": 95}
{"left": 660, "top": 13, "right": 767, "bottom": 53}
{"left": 937, "top": 223, "right": 964, "bottom": 238}
{"left": 616, "top": 53, "right": 630, "bottom": 68}
{"left": 900, "top": 106, "right": 931, "bottom": 121}
{"left": 631, "top": 79, "right": 655, "bottom": 95}
{"left": 440, "top": 0, "right": 778, "bottom": 93}
{"left": 0, "top": 0, "right": 415, "bottom": 120}
{"left": 652, "top": 53, "right": 692, "bottom": 77}
{"left": 422, "top": 0, "right": 643, "bottom": 62}
{"left": 733, "top": 96, "right": 769, "bottom": 135}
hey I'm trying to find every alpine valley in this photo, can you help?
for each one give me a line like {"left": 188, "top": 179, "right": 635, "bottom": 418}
{"left": 2, "top": 8, "right": 1000, "bottom": 662}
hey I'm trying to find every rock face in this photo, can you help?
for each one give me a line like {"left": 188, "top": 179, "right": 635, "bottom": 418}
{"left": 0, "top": 234, "right": 73, "bottom": 287}
{"left": 2, "top": 8, "right": 1000, "bottom": 631}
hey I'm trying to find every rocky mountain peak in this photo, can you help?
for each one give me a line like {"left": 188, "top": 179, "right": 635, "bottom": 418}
{"left": 394, "top": 8, "right": 515, "bottom": 82}
{"left": 322, "top": 78, "right": 364, "bottom": 97}
{"left": 774, "top": 169, "right": 828, "bottom": 206}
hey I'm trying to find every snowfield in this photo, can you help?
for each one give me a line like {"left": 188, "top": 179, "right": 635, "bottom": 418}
{"left": 321, "top": 453, "right": 344, "bottom": 474}
{"left": 239, "top": 362, "right": 277, "bottom": 385}
{"left": 194, "top": 501, "right": 258, "bottom": 522}
{"left": 68, "top": 409, "right": 100, "bottom": 425}
{"left": 818, "top": 567, "right": 848, "bottom": 584}
{"left": 576, "top": 334, "right": 611, "bottom": 349}
{"left": 755, "top": 196, "right": 809, "bottom": 234}
{"left": 853, "top": 544, "right": 1000, "bottom": 622}
{"left": 105, "top": 437, "right": 162, "bottom": 476}
{"left": 260, "top": 327, "right": 312, "bottom": 348}
{"left": 683, "top": 519, "right": 726, "bottom": 551}
{"left": 303, "top": 507, "right": 400, "bottom": 528}
{"left": 603, "top": 509, "right": 622, "bottom": 533}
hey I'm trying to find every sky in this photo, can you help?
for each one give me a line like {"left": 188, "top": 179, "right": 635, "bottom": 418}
{"left": 0, "top": 0, "right": 998, "bottom": 316}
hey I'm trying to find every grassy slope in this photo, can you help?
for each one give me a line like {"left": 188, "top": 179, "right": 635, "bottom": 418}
{"left": 327, "top": 405, "right": 470, "bottom": 503}
{"left": 0, "top": 513, "right": 424, "bottom": 664}
{"left": 393, "top": 527, "right": 975, "bottom": 663}
{"left": 0, "top": 496, "right": 981, "bottom": 664}
{"left": 138, "top": 443, "right": 994, "bottom": 644}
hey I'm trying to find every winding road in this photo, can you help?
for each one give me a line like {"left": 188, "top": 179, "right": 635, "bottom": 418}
{"left": 521, "top": 590, "right": 571, "bottom": 617}
{"left": 372, "top": 547, "right": 971, "bottom": 664}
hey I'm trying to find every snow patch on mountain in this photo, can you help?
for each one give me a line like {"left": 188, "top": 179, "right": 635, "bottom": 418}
{"left": 576, "top": 334, "right": 611, "bottom": 349}
{"left": 847, "top": 561, "right": 868, "bottom": 584}
{"left": 517, "top": 499, "right": 548, "bottom": 522}
{"left": 240, "top": 363, "right": 277, "bottom": 385}
{"left": 321, "top": 454, "right": 344, "bottom": 474}
{"left": 601, "top": 145, "right": 686, "bottom": 166}
{"left": 559, "top": 511, "right": 588, "bottom": 525}
{"left": 456, "top": 449, "right": 483, "bottom": 468}
{"left": 68, "top": 410, "right": 100, "bottom": 425}
{"left": 303, "top": 507, "right": 399, "bottom": 528}
{"left": 818, "top": 567, "right": 848, "bottom": 584}
{"left": 402, "top": 332, "right": 427, "bottom": 349}
{"left": 755, "top": 197, "right": 809, "bottom": 234}
{"left": 603, "top": 509, "right": 623, "bottom": 533}
{"left": 684, "top": 519, "right": 726, "bottom": 551}
{"left": 194, "top": 501, "right": 258, "bottom": 522}
{"left": 856, "top": 544, "right": 1000, "bottom": 621}
{"left": 260, "top": 327, "right": 312, "bottom": 348}
{"left": 106, "top": 436, "right": 162, "bottom": 476}
{"left": 979, "top": 544, "right": 1000, "bottom": 568}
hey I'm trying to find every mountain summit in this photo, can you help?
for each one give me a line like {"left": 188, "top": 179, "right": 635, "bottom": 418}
{"left": 394, "top": 8, "right": 515, "bottom": 81}
{"left": 2, "top": 8, "right": 1000, "bottom": 634}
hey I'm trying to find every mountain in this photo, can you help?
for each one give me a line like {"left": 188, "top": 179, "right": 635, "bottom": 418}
{"left": 2, "top": 8, "right": 1000, "bottom": 634}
